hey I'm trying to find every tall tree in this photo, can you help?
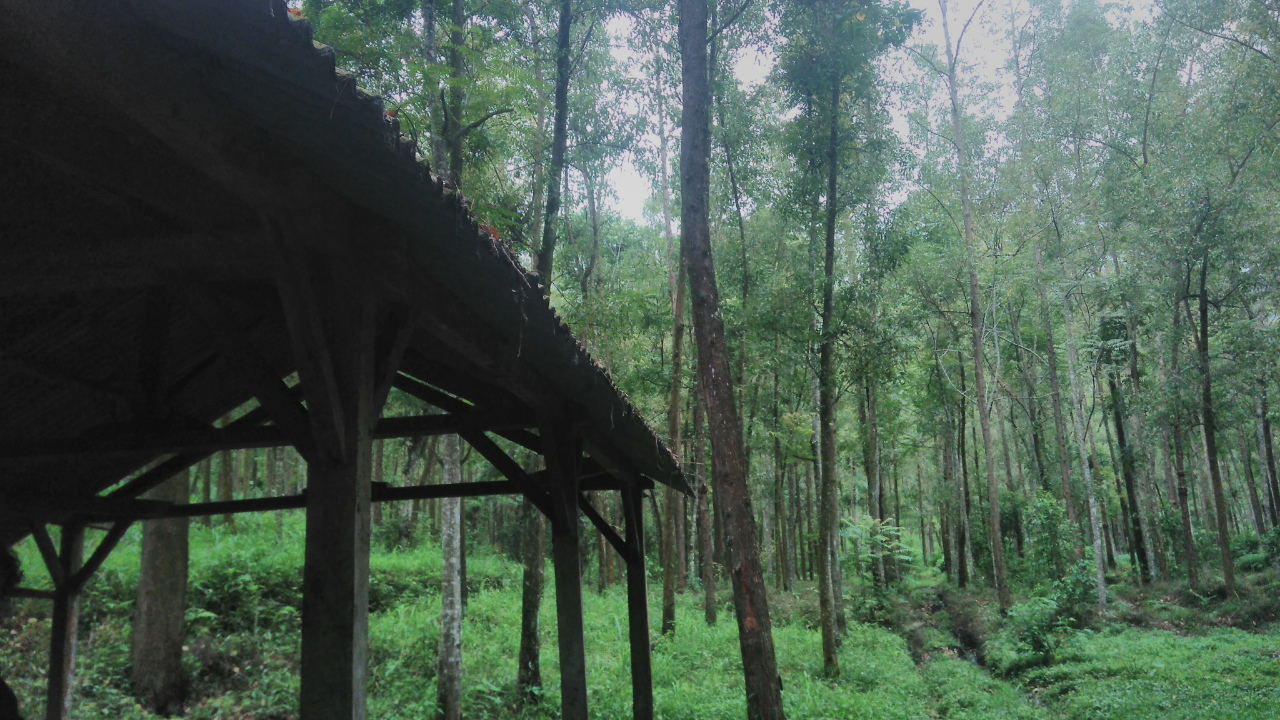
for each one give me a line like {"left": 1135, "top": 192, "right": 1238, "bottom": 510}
{"left": 534, "top": 0, "right": 574, "bottom": 284}
{"left": 437, "top": 434, "right": 463, "bottom": 720}
{"left": 679, "top": 0, "right": 784, "bottom": 712}
{"left": 936, "top": 0, "right": 1011, "bottom": 609}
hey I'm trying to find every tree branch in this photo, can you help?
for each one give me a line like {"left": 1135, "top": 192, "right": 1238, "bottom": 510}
{"left": 448, "top": 108, "right": 514, "bottom": 144}
{"left": 708, "top": 0, "right": 754, "bottom": 44}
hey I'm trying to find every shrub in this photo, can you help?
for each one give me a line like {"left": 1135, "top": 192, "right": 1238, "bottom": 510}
{"left": 987, "top": 597, "right": 1074, "bottom": 675}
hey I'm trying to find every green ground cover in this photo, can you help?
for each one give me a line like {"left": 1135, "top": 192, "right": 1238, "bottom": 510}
{"left": 4, "top": 517, "right": 1278, "bottom": 719}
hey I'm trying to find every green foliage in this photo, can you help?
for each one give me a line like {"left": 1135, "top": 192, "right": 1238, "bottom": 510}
{"left": 921, "top": 658, "right": 1048, "bottom": 719}
{"left": 987, "top": 597, "right": 1076, "bottom": 675}
{"left": 1022, "top": 627, "right": 1280, "bottom": 719}
{"left": 1023, "top": 492, "right": 1073, "bottom": 583}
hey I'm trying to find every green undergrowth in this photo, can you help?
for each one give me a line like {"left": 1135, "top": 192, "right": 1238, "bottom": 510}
{"left": 7, "top": 517, "right": 1280, "bottom": 719}
{"left": 3, "top": 516, "right": 939, "bottom": 719}
{"left": 1019, "top": 627, "right": 1280, "bottom": 720}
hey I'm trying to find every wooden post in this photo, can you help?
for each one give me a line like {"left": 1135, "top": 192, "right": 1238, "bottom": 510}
{"left": 280, "top": 243, "right": 379, "bottom": 720}
{"left": 543, "top": 422, "right": 588, "bottom": 720}
{"left": 46, "top": 523, "right": 84, "bottom": 720}
{"left": 622, "top": 484, "right": 654, "bottom": 720}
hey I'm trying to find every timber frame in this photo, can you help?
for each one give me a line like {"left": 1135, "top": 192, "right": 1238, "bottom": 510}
{"left": 0, "top": 2, "right": 683, "bottom": 719}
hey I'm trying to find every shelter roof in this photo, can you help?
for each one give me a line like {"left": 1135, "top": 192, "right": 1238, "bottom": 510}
{"left": 0, "top": 0, "right": 687, "bottom": 544}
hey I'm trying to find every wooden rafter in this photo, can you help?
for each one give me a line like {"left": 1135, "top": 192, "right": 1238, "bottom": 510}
{"left": 0, "top": 411, "right": 535, "bottom": 460}
{"left": 186, "top": 283, "right": 317, "bottom": 459}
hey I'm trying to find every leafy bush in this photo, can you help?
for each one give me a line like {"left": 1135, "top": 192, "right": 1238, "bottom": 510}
{"left": 987, "top": 597, "right": 1075, "bottom": 675}
{"left": 1237, "top": 552, "right": 1271, "bottom": 572}
{"left": 1262, "top": 524, "right": 1280, "bottom": 565}
{"left": 1023, "top": 492, "right": 1072, "bottom": 584}
{"left": 1051, "top": 560, "right": 1101, "bottom": 625}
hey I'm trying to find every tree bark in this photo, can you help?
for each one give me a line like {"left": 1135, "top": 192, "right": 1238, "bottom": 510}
{"left": 533, "top": 0, "right": 572, "bottom": 285}
{"left": 199, "top": 457, "right": 212, "bottom": 527}
{"left": 437, "top": 434, "right": 463, "bottom": 720}
{"left": 815, "top": 71, "right": 840, "bottom": 677}
{"left": 446, "top": 0, "right": 467, "bottom": 185}
{"left": 695, "top": 387, "right": 716, "bottom": 625}
{"left": 1108, "top": 374, "right": 1152, "bottom": 584}
{"left": 1192, "top": 256, "right": 1234, "bottom": 594}
{"left": 372, "top": 440, "right": 384, "bottom": 527}
{"left": 1239, "top": 432, "right": 1267, "bottom": 534}
{"left": 516, "top": 494, "right": 545, "bottom": 703}
{"left": 132, "top": 471, "right": 190, "bottom": 715}
{"left": 1257, "top": 391, "right": 1280, "bottom": 527}
{"left": 217, "top": 417, "right": 234, "bottom": 529}
{"left": 662, "top": 250, "right": 687, "bottom": 635}
{"left": 1036, "top": 243, "right": 1081, "bottom": 554}
{"left": 1063, "top": 295, "right": 1107, "bottom": 608}
{"left": 679, "top": 0, "right": 784, "bottom": 712}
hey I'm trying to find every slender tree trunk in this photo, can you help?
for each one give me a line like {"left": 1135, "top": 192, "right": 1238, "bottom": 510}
{"left": 445, "top": 0, "right": 467, "bottom": 185}
{"left": 1191, "top": 257, "right": 1234, "bottom": 594}
{"left": 1036, "top": 244, "right": 1081, "bottom": 556}
{"left": 679, "top": 0, "right": 783, "bottom": 711}
{"left": 217, "top": 449, "right": 234, "bottom": 530}
{"left": 1239, "top": 432, "right": 1267, "bottom": 534}
{"left": 863, "top": 379, "right": 885, "bottom": 585}
{"left": 1108, "top": 374, "right": 1152, "bottom": 584}
{"left": 1010, "top": 304, "right": 1046, "bottom": 489}
{"left": 422, "top": 0, "right": 448, "bottom": 172}
{"left": 372, "top": 440, "right": 384, "bottom": 527}
{"left": 940, "top": 2, "right": 1008, "bottom": 607}
{"left": 814, "top": 71, "right": 841, "bottom": 676}
{"left": 957, "top": 362, "right": 976, "bottom": 584}
{"left": 662, "top": 247, "right": 687, "bottom": 635}
{"left": 694, "top": 389, "right": 715, "bottom": 625}
{"left": 199, "top": 457, "right": 212, "bottom": 527}
{"left": 133, "top": 471, "right": 190, "bottom": 715}
{"left": 517, "top": 494, "right": 544, "bottom": 703}
{"left": 438, "top": 434, "right": 463, "bottom": 720}
{"left": 1257, "top": 391, "right": 1280, "bottom": 527}
{"left": 1063, "top": 295, "right": 1107, "bottom": 608}
{"left": 533, "top": 0, "right": 572, "bottom": 285}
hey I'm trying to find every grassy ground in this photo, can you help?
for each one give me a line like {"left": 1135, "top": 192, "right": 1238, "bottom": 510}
{"left": 4, "top": 516, "right": 1278, "bottom": 719}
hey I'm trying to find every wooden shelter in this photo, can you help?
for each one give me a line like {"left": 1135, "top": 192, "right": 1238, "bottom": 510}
{"left": 0, "top": 1, "right": 685, "bottom": 718}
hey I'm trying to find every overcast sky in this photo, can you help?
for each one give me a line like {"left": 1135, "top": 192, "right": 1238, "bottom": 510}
{"left": 602, "top": 0, "right": 1152, "bottom": 223}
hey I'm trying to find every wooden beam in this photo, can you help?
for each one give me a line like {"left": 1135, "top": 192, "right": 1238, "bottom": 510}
{"left": 186, "top": 283, "right": 317, "bottom": 459}
{"left": 0, "top": 411, "right": 533, "bottom": 460}
{"left": 397, "top": 351, "right": 526, "bottom": 415}
{"left": 579, "top": 493, "right": 632, "bottom": 563}
{"left": 268, "top": 216, "right": 350, "bottom": 465}
{"left": 621, "top": 485, "right": 654, "bottom": 720}
{"left": 67, "top": 521, "right": 132, "bottom": 595}
{"left": 373, "top": 306, "right": 420, "bottom": 411}
{"left": 457, "top": 428, "right": 552, "bottom": 518}
{"left": 375, "top": 411, "right": 535, "bottom": 440}
{"left": 27, "top": 521, "right": 64, "bottom": 589}
{"left": 394, "top": 373, "right": 542, "bottom": 452}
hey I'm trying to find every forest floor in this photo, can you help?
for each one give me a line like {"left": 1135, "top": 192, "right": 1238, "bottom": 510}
{"left": 4, "top": 515, "right": 1279, "bottom": 719}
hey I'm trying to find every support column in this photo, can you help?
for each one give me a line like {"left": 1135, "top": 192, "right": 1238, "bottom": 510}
{"left": 621, "top": 484, "right": 653, "bottom": 720}
{"left": 46, "top": 523, "right": 84, "bottom": 720}
{"left": 543, "top": 422, "right": 588, "bottom": 720}
{"left": 284, "top": 248, "right": 379, "bottom": 720}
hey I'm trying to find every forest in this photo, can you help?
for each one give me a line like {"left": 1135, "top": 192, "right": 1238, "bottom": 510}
{"left": 4, "top": 0, "right": 1280, "bottom": 717}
